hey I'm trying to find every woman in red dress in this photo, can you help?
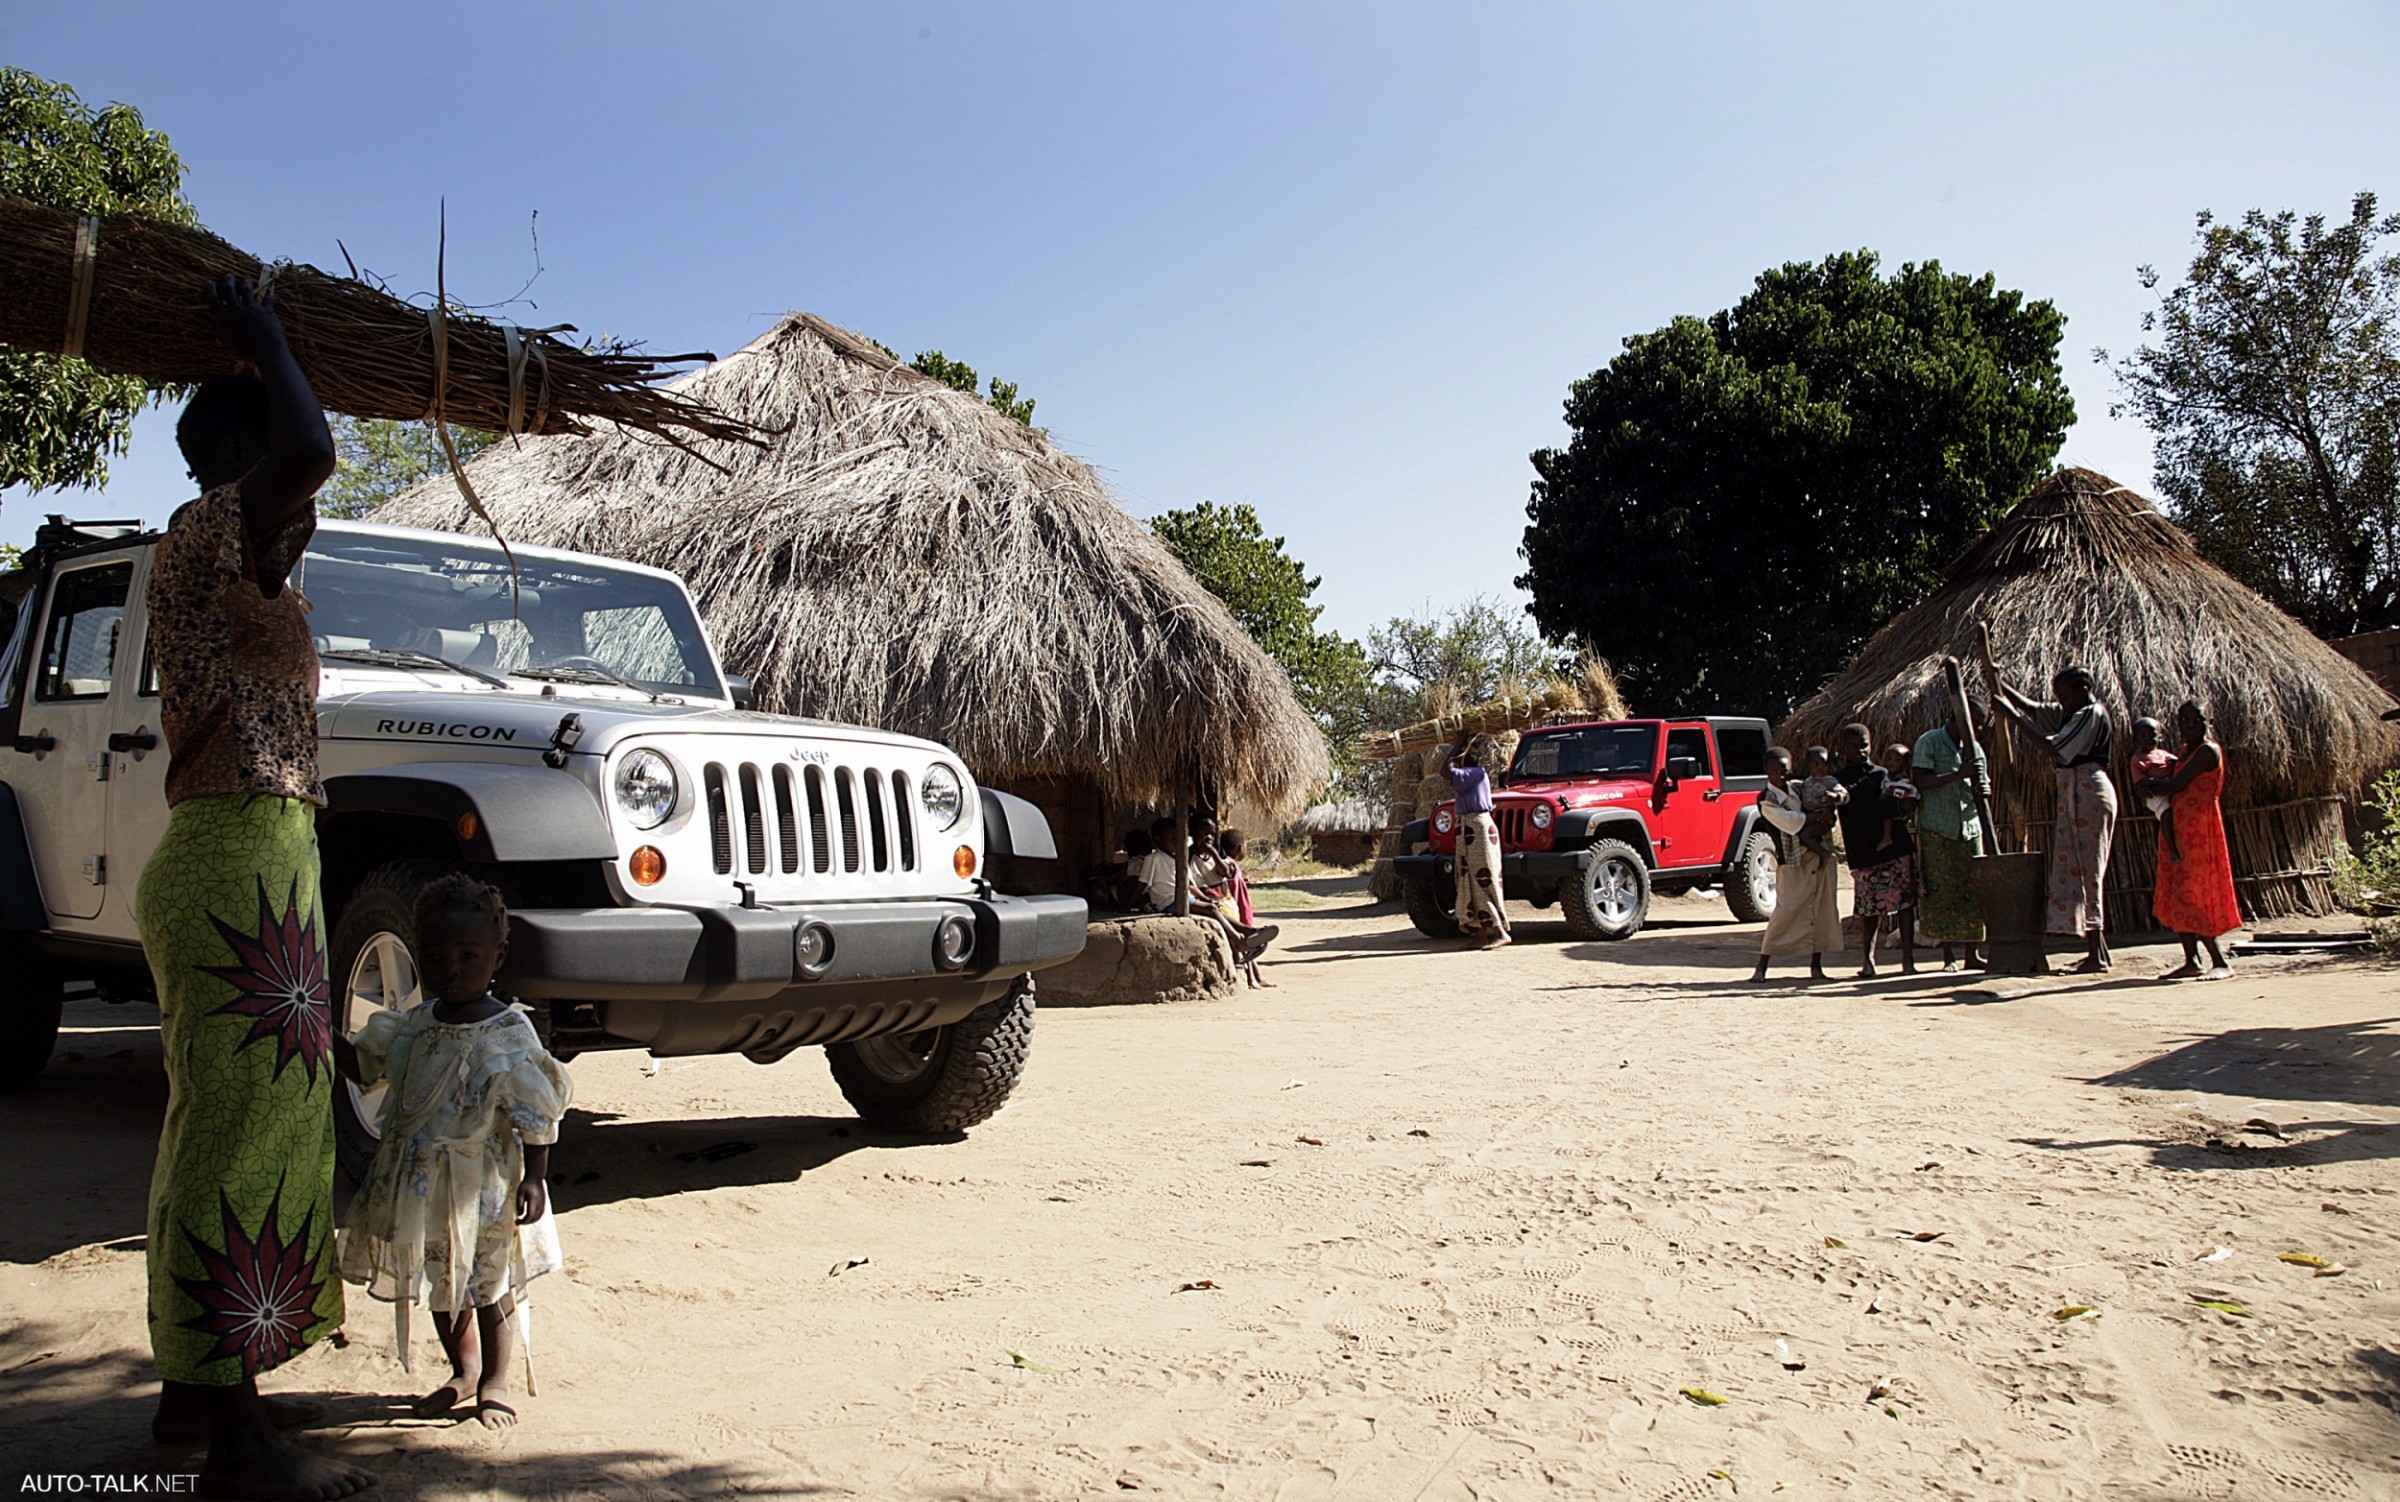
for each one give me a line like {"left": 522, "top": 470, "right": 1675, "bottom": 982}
{"left": 2139, "top": 701, "right": 2241, "bottom": 979}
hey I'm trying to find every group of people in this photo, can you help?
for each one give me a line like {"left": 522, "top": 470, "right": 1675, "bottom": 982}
{"left": 1117, "top": 817, "right": 1280, "bottom": 983}
{"left": 1753, "top": 665, "right": 2245, "bottom": 984}
{"left": 138, "top": 279, "right": 569, "bottom": 1498}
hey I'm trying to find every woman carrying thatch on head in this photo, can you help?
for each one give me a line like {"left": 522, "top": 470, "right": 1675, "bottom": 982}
{"left": 1992, "top": 665, "right": 2118, "bottom": 972}
{"left": 1448, "top": 737, "right": 1513, "bottom": 950}
{"left": 2139, "top": 701, "right": 2242, "bottom": 979}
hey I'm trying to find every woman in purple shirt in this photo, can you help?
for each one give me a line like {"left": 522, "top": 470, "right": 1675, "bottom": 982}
{"left": 1449, "top": 736, "right": 1512, "bottom": 948}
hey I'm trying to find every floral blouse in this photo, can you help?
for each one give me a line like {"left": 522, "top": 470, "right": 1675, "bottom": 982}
{"left": 145, "top": 485, "right": 322, "bottom": 807}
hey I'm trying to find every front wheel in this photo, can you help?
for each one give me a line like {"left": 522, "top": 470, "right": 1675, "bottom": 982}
{"left": 326, "top": 860, "right": 448, "bottom": 1181}
{"left": 826, "top": 979, "right": 1035, "bottom": 1134}
{"left": 1560, "top": 839, "right": 1651, "bottom": 941}
{"left": 1401, "top": 868, "right": 1463, "bottom": 939}
{"left": 0, "top": 948, "right": 64, "bottom": 1092}
{"left": 1723, "top": 830, "right": 1780, "bottom": 924}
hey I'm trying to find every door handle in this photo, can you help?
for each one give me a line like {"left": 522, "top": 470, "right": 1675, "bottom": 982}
{"left": 9, "top": 734, "right": 54, "bottom": 754}
{"left": 1703, "top": 789, "right": 1723, "bottom": 802}
{"left": 108, "top": 729, "right": 159, "bottom": 753}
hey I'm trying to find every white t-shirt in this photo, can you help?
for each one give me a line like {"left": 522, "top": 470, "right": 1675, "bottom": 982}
{"left": 1133, "top": 850, "right": 1180, "bottom": 911}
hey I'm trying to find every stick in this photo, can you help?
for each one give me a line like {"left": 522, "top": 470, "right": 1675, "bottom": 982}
{"left": 1944, "top": 656, "right": 1998, "bottom": 858}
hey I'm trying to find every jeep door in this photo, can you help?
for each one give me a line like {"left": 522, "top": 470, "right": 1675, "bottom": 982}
{"left": 14, "top": 556, "right": 137, "bottom": 922}
{"left": 1649, "top": 724, "right": 1727, "bottom": 870}
{"left": 96, "top": 551, "right": 171, "bottom": 944}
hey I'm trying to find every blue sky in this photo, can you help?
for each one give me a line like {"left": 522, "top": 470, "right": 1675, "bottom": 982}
{"left": 5, "top": 2, "right": 2396, "bottom": 640}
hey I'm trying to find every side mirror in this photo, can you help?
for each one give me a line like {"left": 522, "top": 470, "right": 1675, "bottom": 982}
{"left": 1665, "top": 755, "right": 1702, "bottom": 782}
{"left": 724, "top": 672, "right": 754, "bottom": 709}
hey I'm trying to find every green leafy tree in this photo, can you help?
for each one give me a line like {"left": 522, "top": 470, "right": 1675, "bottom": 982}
{"left": 0, "top": 67, "right": 197, "bottom": 491}
{"left": 910, "top": 349, "right": 1038, "bottom": 426}
{"left": 320, "top": 416, "right": 500, "bottom": 519}
{"left": 1366, "top": 596, "right": 1557, "bottom": 714}
{"left": 2108, "top": 193, "right": 2400, "bottom": 637}
{"left": 1520, "top": 250, "right": 2073, "bottom": 719}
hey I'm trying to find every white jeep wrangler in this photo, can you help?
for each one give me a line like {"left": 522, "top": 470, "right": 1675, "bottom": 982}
{"left": 0, "top": 515, "right": 1087, "bottom": 1175}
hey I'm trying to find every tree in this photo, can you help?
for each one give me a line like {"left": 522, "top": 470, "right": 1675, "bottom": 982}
{"left": 1366, "top": 597, "right": 1556, "bottom": 712}
{"left": 909, "top": 350, "right": 1038, "bottom": 426}
{"left": 2108, "top": 193, "right": 2400, "bottom": 637}
{"left": 1519, "top": 251, "right": 2073, "bottom": 719}
{"left": 1151, "top": 501, "right": 1371, "bottom": 727}
{"left": 0, "top": 67, "right": 198, "bottom": 492}
{"left": 320, "top": 417, "right": 500, "bottom": 519}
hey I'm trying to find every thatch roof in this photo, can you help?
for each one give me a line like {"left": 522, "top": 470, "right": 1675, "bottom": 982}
{"left": 1779, "top": 467, "right": 2400, "bottom": 808}
{"left": 1292, "top": 799, "right": 1383, "bottom": 835}
{"left": 377, "top": 313, "right": 1329, "bottom": 815}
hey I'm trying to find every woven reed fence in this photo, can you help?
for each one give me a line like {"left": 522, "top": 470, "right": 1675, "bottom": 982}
{"left": 1994, "top": 795, "right": 2347, "bottom": 934}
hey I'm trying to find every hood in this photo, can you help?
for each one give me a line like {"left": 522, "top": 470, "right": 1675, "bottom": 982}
{"left": 319, "top": 690, "right": 953, "bottom": 758}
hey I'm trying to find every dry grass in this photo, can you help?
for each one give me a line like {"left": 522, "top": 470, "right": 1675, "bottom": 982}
{"left": 1780, "top": 467, "right": 2400, "bottom": 816}
{"left": 378, "top": 313, "right": 1329, "bottom": 817}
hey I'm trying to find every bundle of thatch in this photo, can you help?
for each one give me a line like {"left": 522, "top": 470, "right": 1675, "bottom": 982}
{"left": 0, "top": 198, "right": 751, "bottom": 448}
{"left": 379, "top": 313, "right": 1329, "bottom": 848}
{"left": 1779, "top": 467, "right": 2400, "bottom": 923}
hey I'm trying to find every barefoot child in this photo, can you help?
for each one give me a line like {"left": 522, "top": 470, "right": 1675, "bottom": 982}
{"left": 335, "top": 875, "right": 571, "bottom": 1429}
{"left": 2129, "top": 717, "right": 2181, "bottom": 863}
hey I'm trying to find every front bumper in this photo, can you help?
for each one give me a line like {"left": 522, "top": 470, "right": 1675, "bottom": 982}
{"left": 502, "top": 893, "right": 1089, "bottom": 1004}
{"left": 1392, "top": 850, "right": 1589, "bottom": 898}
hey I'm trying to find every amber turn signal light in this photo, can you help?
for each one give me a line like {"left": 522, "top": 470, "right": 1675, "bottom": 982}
{"left": 455, "top": 811, "right": 480, "bottom": 841}
{"left": 953, "top": 844, "right": 977, "bottom": 879}
{"left": 629, "top": 845, "right": 667, "bottom": 886}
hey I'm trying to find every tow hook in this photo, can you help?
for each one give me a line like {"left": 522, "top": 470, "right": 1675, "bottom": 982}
{"left": 543, "top": 712, "right": 584, "bottom": 768}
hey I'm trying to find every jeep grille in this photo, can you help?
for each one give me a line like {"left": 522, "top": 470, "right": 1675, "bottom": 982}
{"left": 1497, "top": 805, "right": 1531, "bottom": 847}
{"left": 700, "top": 760, "right": 920, "bottom": 879}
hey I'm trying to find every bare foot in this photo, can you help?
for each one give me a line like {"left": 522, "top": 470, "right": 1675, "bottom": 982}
{"left": 2161, "top": 962, "right": 2202, "bottom": 980}
{"left": 195, "top": 1424, "right": 373, "bottom": 1500}
{"left": 156, "top": 1390, "right": 324, "bottom": 1444}
{"left": 2068, "top": 956, "right": 2109, "bottom": 975}
{"left": 1855, "top": 965, "right": 1878, "bottom": 980}
{"left": 476, "top": 1373, "right": 519, "bottom": 1431}
{"left": 410, "top": 1377, "right": 476, "bottom": 1419}
{"left": 2203, "top": 965, "right": 2234, "bottom": 981}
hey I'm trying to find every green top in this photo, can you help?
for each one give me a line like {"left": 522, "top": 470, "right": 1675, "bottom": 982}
{"left": 1912, "top": 726, "right": 1981, "bottom": 843}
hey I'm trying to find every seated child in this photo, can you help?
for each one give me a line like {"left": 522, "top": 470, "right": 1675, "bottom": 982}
{"left": 335, "top": 874, "right": 572, "bottom": 1431}
{"left": 1795, "top": 746, "right": 1848, "bottom": 867}
{"left": 1876, "top": 742, "right": 1920, "bottom": 857}
{"left": 2130, "top": 716, "right": 2181, "bottom": 862}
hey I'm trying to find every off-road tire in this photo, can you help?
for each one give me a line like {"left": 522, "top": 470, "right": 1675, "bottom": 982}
{"left": 1561, "top": 839, "right": 1651, "bottom": 941}
{"left": 1401, "top": 868, "right": 1463, "bottom": 940}
{"left": 0, "top": 948, "right": 64, "bottom": 1092}
{"left": 1723, "top": 830, "right": 1779, "bottom": 924}
{"left": 826, "top": 978, "right": 1035, "bottom": 1135}
{"left": 326, "top": 859, "right": 455, "bottom": 1181}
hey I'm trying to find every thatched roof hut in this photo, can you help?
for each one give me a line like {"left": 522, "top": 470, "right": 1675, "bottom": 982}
{"left": 379, "top": 313, "right": 1329, "bottom": 881}
{"left": 1780, "top": 467, "right": 2400, "bottom": 924}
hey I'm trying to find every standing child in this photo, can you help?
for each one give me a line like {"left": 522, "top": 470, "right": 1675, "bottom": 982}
{"left": 2129, "top": 717, "right": 2181, "bottom": 863}
{"left": 335, "top": 875, "right": 572, "bottom": 1430}
{"left": 1217, "top": 829, "right": 1275, "bottom": 989}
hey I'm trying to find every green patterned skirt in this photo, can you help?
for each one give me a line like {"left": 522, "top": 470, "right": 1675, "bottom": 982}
{"left": 137, "top": 793, "right": 343, "bottom": 1385}
{"left": 1917, "top": 829, "right": 1986, "bottom": 944}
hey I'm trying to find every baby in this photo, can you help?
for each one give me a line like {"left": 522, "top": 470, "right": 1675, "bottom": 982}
{"left": 1876, "top": 743, "right": 1920, "bottom": 856}
{"left": 1795, "top": 746, "right": 1848, "bottom": 867}
{"left": 2130, "top": 717, "right": 2180, "bottom": 862}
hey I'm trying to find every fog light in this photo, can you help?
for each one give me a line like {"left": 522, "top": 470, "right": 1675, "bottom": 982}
{"left": 628, "top": 845, "right": 666, "bottom": 885}
{"left": 953, "top": 844, "right": 977, "bottom": 879}
{"left": 932, "top": 913, "right": 976, "bottom": 971}
{"left": 794, "top": 922, "right": 835, "bottom": 979}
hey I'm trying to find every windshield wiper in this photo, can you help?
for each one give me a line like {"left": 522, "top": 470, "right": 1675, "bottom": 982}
{"left": 511, "top": 665, "right": 673, "bottom": 704}
{"left": 322, "top": 647, "right": 511, "bottom": 690}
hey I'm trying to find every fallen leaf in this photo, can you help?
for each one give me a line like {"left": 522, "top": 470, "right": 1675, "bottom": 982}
{"left": 2314, "top": 1264, "right": 2348, "bottom": 1278}
{"left": 2322, "top": 1200, "right": 2349, "bottom": 1214}
{"left": 1915, "top": 1161, "right": 1944, "bottom": 1171}
{"left": 1174, "top": 1280, "right": 1219, "bottom": 1293}
{"left": 1679, "top": 1386, "right": 1728, "bottom": 1406}
{"left": 827, "top": 1255, "right": 870, "bottom": 1276}
{"left": 1295, "top": 1136, "right": 1324, "bottom": 1147}
{"left": 2198, "top": 1245, "right": 2233, "bottom": 1263}
{"left": 2241, "top": 1117, "right": 2287, "bottom": 1139}
{"left": 1281, "top": 1079, "right": 1308, "bottom": 1090}
{"left": 1406, "top": 1128, "right": 1431, "bottom": 1137}
{"left": 1239, "top": 1159, "right": 1275, "bottom": 1168}
{"left": 1892, "top": 1230, "right": 1945, "bottom": 1243}
{"left": 2277, "top": 1252, "right": 2331, "bottom": 1269}
{"left": 2050, "top": 1304, "right": 2100, "bottom": 1323}
{"left": 1823, "top": 1236, "right": 1848, "bottom": 1249}
{"left": 1882, "top": 1404, "right": 1900, "bottom": 1419}
{"left": 1004, "top": 1348, "right": 1060, "bottom": 1373}
{"left": 1707, "top": 1467, "right": 1738, "bottom": 1492}
{"left": 2189, "top": 1296, "right": 2252, "bottom": 1317}
{"left": 1774, "top": 1338, "right": 1805, "bottom": 1370}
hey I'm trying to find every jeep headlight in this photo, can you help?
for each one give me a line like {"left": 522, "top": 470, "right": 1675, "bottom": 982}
{"left": 1530, "top": 803, "right": 1554, "bottom": 830}
{"left": 1433, "top": 808, "right": 1454, "bottom": 835}
{"left": 613, "top": 748, "right": 679, "bottom": 830}
{"left": 920, "top": 763, "right": 965, "bottom": 831}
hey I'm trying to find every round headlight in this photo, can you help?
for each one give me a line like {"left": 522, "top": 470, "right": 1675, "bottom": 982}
{"left": 920, "top": 764, "right": 965, "bottom": 831}
{"left": 1433, "top": 809, "right": 1454, "bottom": 835}
{"left": 613, "top": 749, "right": 679, "bottom": 830}
{"left": 1530, "top": 803, "right": 1554, "bottom": 829}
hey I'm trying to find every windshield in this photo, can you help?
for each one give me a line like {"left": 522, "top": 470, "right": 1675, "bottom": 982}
{"left": 1510, "top": 724, "right": 1657, "bottom": 781}
{"left": 295, "top": 529, "right": 723, "bottom": 700}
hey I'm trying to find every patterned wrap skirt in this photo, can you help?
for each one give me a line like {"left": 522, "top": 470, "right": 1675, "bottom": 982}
{"left": 1853, "top": 853, "right": 1919, "bottom": 917}
{"left": 1916, "top": 830, "right": 1985, "bottom": 943}
{"left": 137, "top": 793, "right": 343, "bottom": 1385}
{"left": 2047, "top": 765, "right": 2118, "bottom": 936}
{"left": 1454, "top": 812, "right": 1512, "bottom": 937}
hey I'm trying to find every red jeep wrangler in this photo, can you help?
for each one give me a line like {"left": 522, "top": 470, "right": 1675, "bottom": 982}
{"left": 1393, "top": 717, "right": 1778, "bottom": 941}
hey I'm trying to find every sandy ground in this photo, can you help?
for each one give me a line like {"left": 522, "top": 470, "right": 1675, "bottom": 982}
{"left": 5, "top": 881, "right": 2398, "bottom": 1500}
